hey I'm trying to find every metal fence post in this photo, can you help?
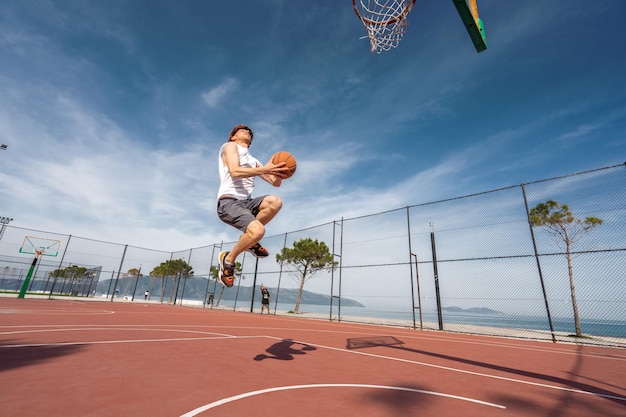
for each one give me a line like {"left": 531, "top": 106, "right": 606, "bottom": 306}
{"left": 406, "top": 207, "right": 418, "bottom": 330}
{"left": 521, "top": 183, "right": 557, "bottom": 343}
{"left": 48, "top": 234, "right": 72, "bottom": 299}
{"left": 273, "top": 233, "right": 288, "bottom": 315}
{"left": 110, "top": 245, "right": 128, "bottom": 302}
{"left": 430, "top": 222, "right": 443, "bottom": 331}
{"left": 249, "top": 257, "right": 259, "bottom": 313}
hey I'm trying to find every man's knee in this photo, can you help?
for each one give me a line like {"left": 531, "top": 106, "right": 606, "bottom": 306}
{"left": 246, "top": 220, "right": 265, "bottom": 240}
{"left": 263, "top": 195, "right": 282, "bottom": 213}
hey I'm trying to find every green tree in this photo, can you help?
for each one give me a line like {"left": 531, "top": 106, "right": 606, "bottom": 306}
{"left": 529, "top": 200, "right": 603, "bottom": 337}
{"left": 49, "top": 268, "right": 66, "bottom": 278}
{"left": 64, "top": 265, "right": 88, "bottom": 280}
{"left": 50, "top": 265, "right": 88, "bottom": 295}
{"left": 149, "top": 259, "right": 193, "bottom": 303}
{"left": 275, "top": 238, "right": 337, "bottom": 313}
{"left": 127, "top": 267, "right": 141, "bottom": 277}
{"left": 123, "top": 267, "right": 142, "bottom": 297}
{"left": 49, "top": 268, "right": 67, "bottom": 294}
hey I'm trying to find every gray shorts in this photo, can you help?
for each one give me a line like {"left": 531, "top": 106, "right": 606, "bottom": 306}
{"left": 217, "top": 195, "right": 268, "bottom": 232}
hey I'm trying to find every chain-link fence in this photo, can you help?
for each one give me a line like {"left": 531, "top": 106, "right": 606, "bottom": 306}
{"left": 1, "top": 163, "right": 624, "bottom": 347}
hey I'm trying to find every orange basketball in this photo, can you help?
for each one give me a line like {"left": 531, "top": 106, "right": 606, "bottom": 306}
{"left": 271, "top": 151, "right": 297, "bottom": 179}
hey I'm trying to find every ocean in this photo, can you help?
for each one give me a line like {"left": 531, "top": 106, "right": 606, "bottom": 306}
{"left": 255, "top": 302, "right": 626, "bottom": 339}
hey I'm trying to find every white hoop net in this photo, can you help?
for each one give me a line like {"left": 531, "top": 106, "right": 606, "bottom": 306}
{"left": 353, "top": 0, "right": 416, "bottom": 54}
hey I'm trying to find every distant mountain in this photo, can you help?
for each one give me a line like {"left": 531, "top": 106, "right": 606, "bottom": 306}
{"left": 96, "top": 276, "right": 365, "bottom": 307}
{"left": 442, "top": 306, "right": 504, "bottom": 315}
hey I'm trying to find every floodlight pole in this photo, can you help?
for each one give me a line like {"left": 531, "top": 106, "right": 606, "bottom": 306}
{"left": 0, "top": 217, "right": 13, "bottom": 242}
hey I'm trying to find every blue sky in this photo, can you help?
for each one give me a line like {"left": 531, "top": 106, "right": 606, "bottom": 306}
{"left": 1, "top": 0, "right": 624, "bottom": 251}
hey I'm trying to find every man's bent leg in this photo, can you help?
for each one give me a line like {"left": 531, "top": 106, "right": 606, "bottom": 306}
{"left": 223, "top": 196, "right": 281, "bottom": 265}
{"left": 255, "top": 195, "right": 282, "bottom": 225}
{"left": 225, "top": 220, "right": 265, "bottom": 264}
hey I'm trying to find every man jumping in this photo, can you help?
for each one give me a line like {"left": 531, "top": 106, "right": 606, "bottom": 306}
{"left": 216, "top": 124, "right": 289, "bottom": 287}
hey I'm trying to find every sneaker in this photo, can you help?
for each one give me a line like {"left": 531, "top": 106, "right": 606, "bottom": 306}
{"left": 218, "top": 251, "right": 235, "bottom": 287}
{"left": 246, "top": 242, "right": 269, "bottom": 258}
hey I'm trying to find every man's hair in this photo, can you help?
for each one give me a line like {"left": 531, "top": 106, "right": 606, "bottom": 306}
{"left": 229, "top": 124, "right": 253, "bottom": 141}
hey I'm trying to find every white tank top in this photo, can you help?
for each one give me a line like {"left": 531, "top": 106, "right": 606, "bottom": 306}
{"left": 217, "top": 142, "right": 261, "bottom": 201}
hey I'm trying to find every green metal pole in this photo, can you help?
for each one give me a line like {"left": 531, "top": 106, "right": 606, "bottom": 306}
{"left": 18, "top": 256, "right": 38, "bottom": 299}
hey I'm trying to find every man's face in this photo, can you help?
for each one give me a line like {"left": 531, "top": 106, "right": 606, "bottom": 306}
{"left": 232, "top": 128, "right": 253, "bottom": 147}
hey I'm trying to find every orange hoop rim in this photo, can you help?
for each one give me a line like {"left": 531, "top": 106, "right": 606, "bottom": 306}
{"left": 352, "top": 0, "right": 417, "bottom": 26}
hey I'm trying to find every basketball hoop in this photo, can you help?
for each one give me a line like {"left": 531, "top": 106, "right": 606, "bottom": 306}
{"left": 353, "top": 0, "right": 417, "bottom": 54}
{"left": 19, "top": 236, "right": 61, "bottom": 257}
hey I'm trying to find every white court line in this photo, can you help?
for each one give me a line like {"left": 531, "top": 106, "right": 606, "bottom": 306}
{"left": 0, "top": 326, "right": 245, "bottom": 347}
{"left": 290, "top": 338, "right": 626, "bottom": 403}
{"left": 0, "top": 335, "right": 267, "bottom": 348}
{"left": 0, "top": 336, "right": 249, "bottom": 348}
{"left": 2, "top": 325, "right": 623, "bottom": 403}
{"left": 0, "top": 327, "right": 235, "bottom": 338}
{"left": 0, "top": 307, "right": 115, "bottom": 315}
{"left": 147, "top": 322, "right": 626, "bottom": 362}
{"left": 391, "top": 332, "right": 626, "bottom": 361}
{"left": 179, "top": 384, "right": 506, "bottom": 416}
{"left": 3, "top": 322, "right": 622, "bottom": 362}
{"left": 255, "top": 317, "right": 626, "bottom": 361}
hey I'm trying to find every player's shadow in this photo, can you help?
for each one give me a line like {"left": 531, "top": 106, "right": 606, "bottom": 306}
{"left": 0, "top": 341, "right": 84, "bottom": 372}
{"left": 346, "top": 336, "right": 626, "bottom": 407}
{"left": 254, "top": 338, "right": 317, "bottom": 361}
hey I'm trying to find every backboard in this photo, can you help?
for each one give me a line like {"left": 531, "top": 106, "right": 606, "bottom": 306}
{"left": 19, "top": 236, "right": 61, "bottom": 257}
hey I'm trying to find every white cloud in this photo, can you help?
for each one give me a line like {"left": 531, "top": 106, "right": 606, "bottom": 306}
{"left": 201, "top": 78, "right": 240, "bottom": 108}
{"left": 1, "top": 1, "right": 623, "bottom": 282}
{"left": 0, "top": 76, "right": 220, "bottom": 250}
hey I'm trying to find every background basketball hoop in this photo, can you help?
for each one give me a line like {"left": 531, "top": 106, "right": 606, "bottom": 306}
{"left": 17, "top": 236, "right": 61, "bottom": 299}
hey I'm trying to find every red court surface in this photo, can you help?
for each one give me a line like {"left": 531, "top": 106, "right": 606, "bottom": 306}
{"left": 1, "top": 298, "right": 624, "bottom": 417}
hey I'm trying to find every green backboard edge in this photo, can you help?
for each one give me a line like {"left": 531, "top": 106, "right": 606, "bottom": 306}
{"left": 452, "top": 0, "right": 487, "bottom": 53}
